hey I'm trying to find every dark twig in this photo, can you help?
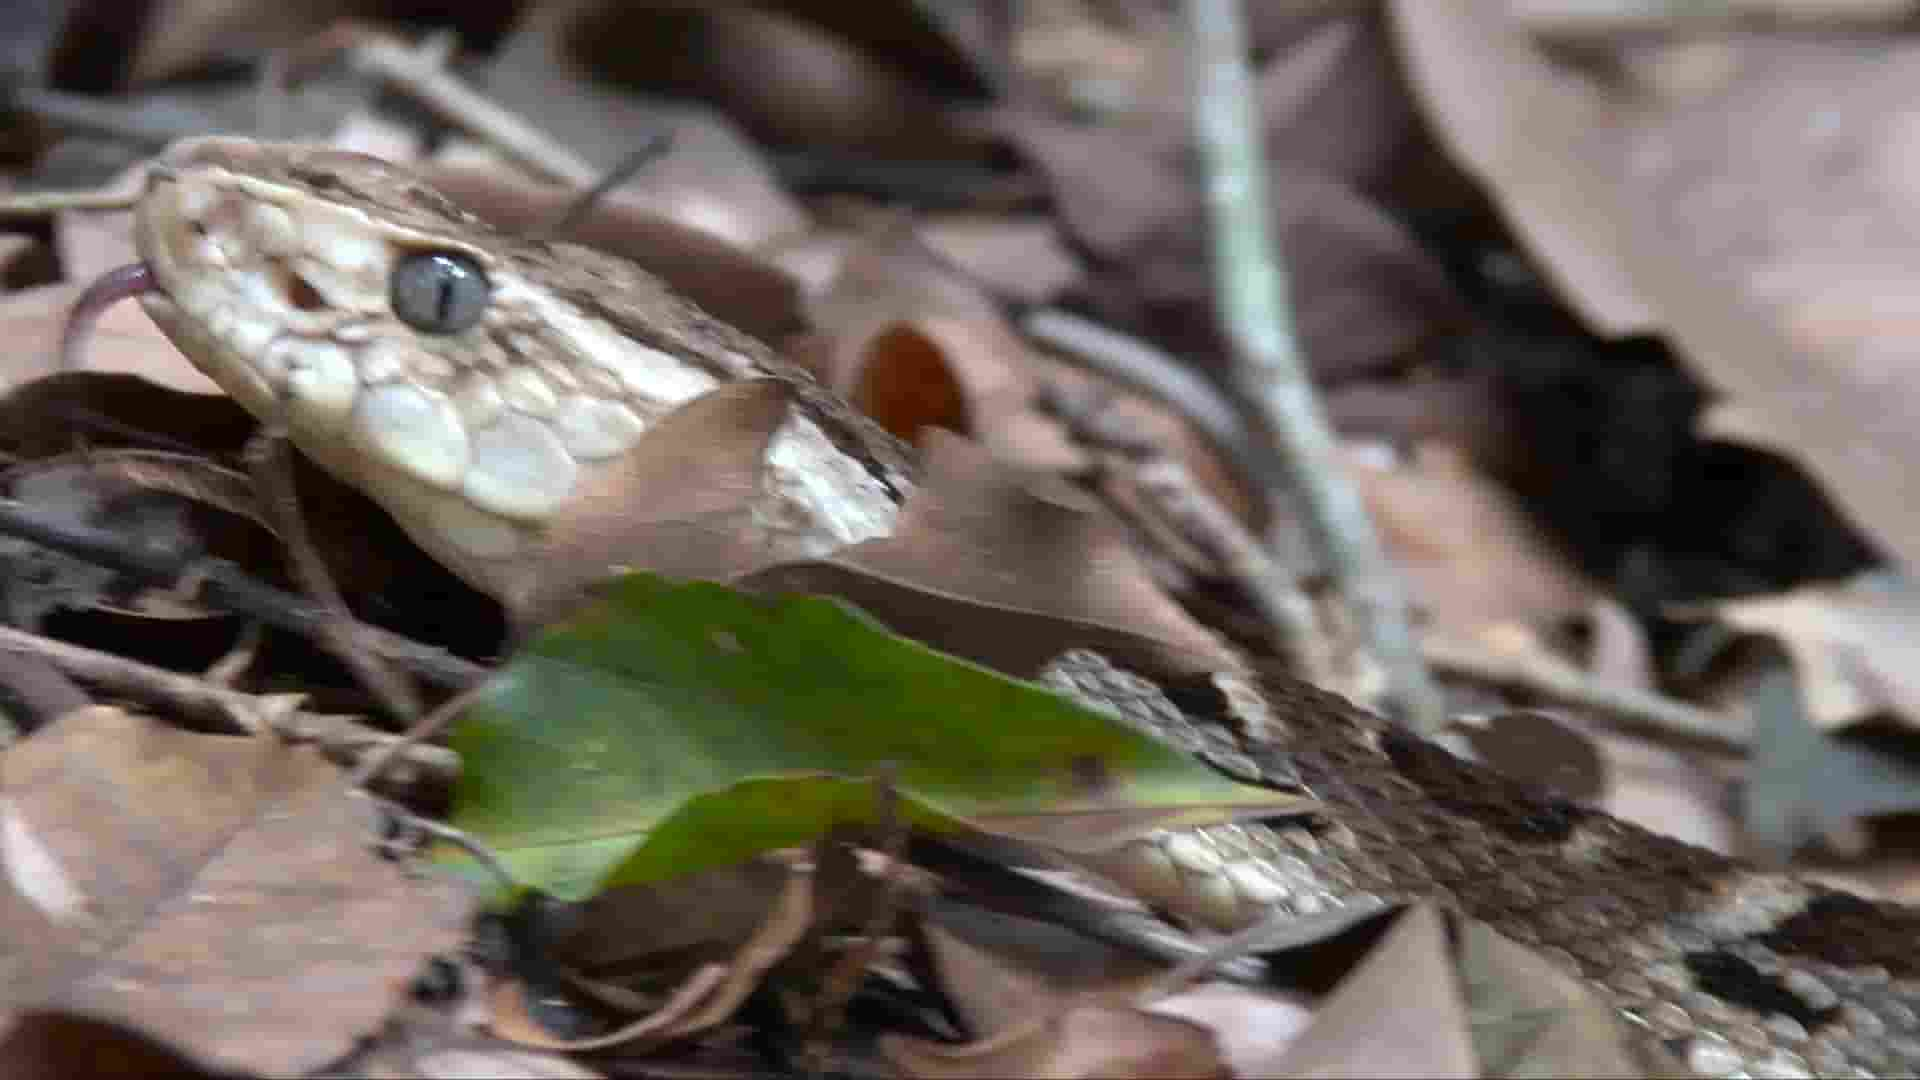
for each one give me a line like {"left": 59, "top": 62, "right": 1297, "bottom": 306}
{"left": 525, "top": 130, "right": 677, "bottom": 244}
{"left": 907, "top": 836, "right": 1264, "bottom": 982}
{"left": 1132, "top": 458, "right": 1330, "bottom": 682}
{"left": 1022, "top": 307, "right": 1275, "bottom": 522}
{"left": 804, "top": 768, "right": 912, "bottom": 1076}
{"left": 1183, "top": 0, "right": 1442, "bottom": 730}
{"left": 0, "top": 495, "right": 489, "bottom": 689}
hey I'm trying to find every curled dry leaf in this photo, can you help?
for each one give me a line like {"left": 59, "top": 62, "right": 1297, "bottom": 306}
{"left": 1718, "top": 570, "right": 1920, "bottom": 732}
{"left": 1393, "top": 3, "right": 1920, "bottom": 571}
{"left": 491, "top": 860, "right": 814, "bottom": 1052}
{"left": 795, "top": 223, "right": 1253, "bottom": 516}
{"left": 994, "top": 112, "right": 1463, "bottom": 379}
{"left": 743, "top": 431, "right": 1240, "bottom": 681}
{"left": 0, "top": 706, "right": 474, "bottom": 1076}
{"left": 463, "top": 379, "right": 801, "bottom": 627}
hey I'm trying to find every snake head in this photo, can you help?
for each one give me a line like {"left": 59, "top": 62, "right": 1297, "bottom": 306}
{"left": 67, "top": 137, "right": 899, "bottom": 609}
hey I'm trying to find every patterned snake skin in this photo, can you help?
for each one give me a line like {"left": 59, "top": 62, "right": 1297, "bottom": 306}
{"left": 1041, "top": 650, "right": 1920, "bottom": 1078}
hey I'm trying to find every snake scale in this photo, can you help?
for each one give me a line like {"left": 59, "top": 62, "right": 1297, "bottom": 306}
{"left": 71, "top": 138, "right": 1920, "bottom": 1076}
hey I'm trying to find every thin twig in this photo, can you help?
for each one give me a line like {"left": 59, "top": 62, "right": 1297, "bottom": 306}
{"left": 1422, "top": 633, "right": 1746, "bottom": 755}
{"left": 0, "top": 495, "right": 489, "bottom": 689}
{"left": 804, "top": 769, "right": 911, "bottom": 1076}
{"left": 1132, "top": 458, "right": 1330, "bottom": 683}
{"left": 1022, "top": 307, "right": 1273, "bottom": 521}
{"left": 345, "top": 32, "right": 597, "bottom": 186}
{"left": 1183, "top": 0, "right": 1442, "bottom": 730}
{"left": 0, "top": 187, "right": 144, "bottom": 217}
{"left": 248, "top": 431, "right": 424, "bottom": 721}
{"left": 525, "top": 130, "right": 676, "bottom": 244}
{"left": 381, "top": 802, "right": 518, "bottom": 893}
{"left": 0, "top": 622, "right": 458, "bottom": 777}
{"left": 349, "top": 675, "right": 493, "bottom": 790}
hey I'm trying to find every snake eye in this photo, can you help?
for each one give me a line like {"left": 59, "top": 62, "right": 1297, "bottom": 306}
{"left": 390, "top": 250, "right": 489, "bottom": 334}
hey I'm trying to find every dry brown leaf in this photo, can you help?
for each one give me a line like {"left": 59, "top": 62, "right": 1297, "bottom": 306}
{"left": 482, "top": 8, "right": 812, "bottom": 253}
{"left": 1455, "top": 916, "right": 1672, "bottom": 1077}
{"left": 792, "top": 221, "right": 1255, "bottom": 517}
{"left": 996, "top": 106, "right": 1463, "bottom": 379}
{"left": 1259, "top": 11, "right": 1420, "bottom": 191}
{"left": 460, "top": 379, "right": 798, "bottom": 627}
{"left": 1267, "top": 903, "right": 1478, "bottom": 1078}
{"left": 494, "top": 863, "right": 814, "bottom": 1052}
{"left": 1456, "top": 711, "right": 1606, "bottom": 803}
{"left": 884, "top": 1003, "right": 1226, "bottom": 1080}
{"left": 559, "top": 4, "right": 970, "bottom": 159}
{"left": 1718, "top": 571, "right": 1920, "bottom": 731}
{"left": 805, "top": 221, "right": 1007, "bottom": 336}
{"left": 557, "top": 859, "right": 807, "bottom": 977}
{"left": 917, "top": 903, "right": 1153, "bottom": 1041}
{"left": 1388, "top": 2, "right": 1654, "bottom": 336}
{"left": 1395, "top": 4, "right": 1920, "bottom": 572}
{"left": 0, "top": 706, "right": 474, "bottom": 1076}
{"left": 1350, "top": 441, "right": 1595, "bottom": 638}
{"left": 916, "top": 215, "right": 1083, "bottom": 308}
{"left": 743, "top": 430, "right": 1240, "bottom": 680}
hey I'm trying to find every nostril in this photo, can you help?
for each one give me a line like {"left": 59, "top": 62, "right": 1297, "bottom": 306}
{"left": 286, "top": 274, "right": 325, "bottom": 311}
{"left": 270, "top": 260, "right": 327, "bottom": 311}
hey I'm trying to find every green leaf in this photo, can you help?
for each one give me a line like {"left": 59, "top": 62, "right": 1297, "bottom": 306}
{"left": 447, "top": 573, "right": 1293, "bottom": 900}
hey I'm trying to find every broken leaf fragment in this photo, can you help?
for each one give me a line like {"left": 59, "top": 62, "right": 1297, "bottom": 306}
{"left": 0, "top": 706, "right": 473, "bottom": 1076}
{"left": 446, "top": 573, "right": 1298, "bottom": 902}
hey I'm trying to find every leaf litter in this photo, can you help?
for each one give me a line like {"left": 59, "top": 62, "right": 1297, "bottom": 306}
{"left": 0, "top": 0, "right": 1916, "bottom": 1075}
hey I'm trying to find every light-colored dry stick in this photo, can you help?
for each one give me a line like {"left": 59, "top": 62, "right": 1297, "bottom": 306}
{"left": 1183, "top": 0, "right": 1441, "bottom": 730}
{"left": 1421, "top": 633, "right": 1747, "bottom": 754}
{"left": 347, "top": 32, "right": 597, "bottom": 186}
{"left": 0, "top": 622, "right": 458, "bottom": 777}
{"left": 1132, "top": 458, "right": 1331, "bottom": 683}
{"left": 0, "top": 187, "right": 143, "bottom": 217}
{"left": 804, "top": 770, "right": 911, "bottom": 1076}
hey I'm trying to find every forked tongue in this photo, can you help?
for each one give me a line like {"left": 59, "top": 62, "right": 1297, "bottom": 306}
{"left": 61, "top": 262, "right": 157, "bottom": 371}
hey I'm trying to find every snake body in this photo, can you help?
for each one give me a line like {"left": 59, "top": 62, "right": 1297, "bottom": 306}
{"left": 93, "top": 139, "right": 1920, "bottom": 1077}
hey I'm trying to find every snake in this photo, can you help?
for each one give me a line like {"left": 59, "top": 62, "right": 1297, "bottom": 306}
{"left": 68, "top": 137, "right": 1920, "bottom": 1077}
